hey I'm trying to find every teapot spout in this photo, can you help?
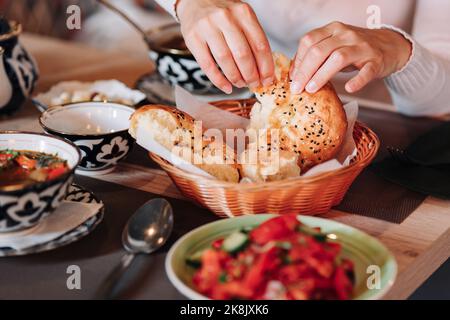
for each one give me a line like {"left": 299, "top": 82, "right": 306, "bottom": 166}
{"left": 0, "top": 47, "right": 13, "bottom": 109}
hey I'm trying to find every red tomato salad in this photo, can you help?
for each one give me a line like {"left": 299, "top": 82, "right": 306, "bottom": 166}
{"left": 186, "top": 215, "right": 355, "bottom": 300}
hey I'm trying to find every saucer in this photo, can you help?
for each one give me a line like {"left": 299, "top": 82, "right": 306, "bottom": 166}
{"left": 0, "top": 184, "right": 104, "bottom": 257}
{"left": 135, "top": 72, "right": 254, "bottom": 105}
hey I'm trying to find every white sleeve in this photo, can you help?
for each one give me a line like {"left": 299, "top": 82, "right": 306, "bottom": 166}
{"left": 383, "top": 0, "right": 450, "bottom": 117}
{"left": 154, "top": 0, "right": 179, "bottom": 20}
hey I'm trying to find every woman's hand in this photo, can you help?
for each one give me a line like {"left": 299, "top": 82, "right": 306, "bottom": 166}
{"left": 177, "top": 0, "right": 274, "bottom": 93}
{"left": 290, "top": 22, "right": 412, "bottom": 94}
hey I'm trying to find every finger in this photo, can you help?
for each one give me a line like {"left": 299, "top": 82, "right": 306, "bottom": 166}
{"left": 203, "top": 26, "right": 246, "bottom": 88}
{"left": 296, "top": 28, "right": 333, "bottom": 64}
{"left": 306, "top": 46, "right": 364, "bottom": 93}
{"left": 185, "top": 35, "right": 232, "bottom": 93}
{"left": 217, "top": 11, "right": 260, "bottom": 88}
{"left": 345, "top": 61, "right": 378, "bottom": 92}
{"left": 232, "top": 3, "right": 274, "bottom": 86}
{"left": 290, "top": 36, "right": 345, "bottom": 93}
{"left": 290, "top": 21, "right": 348, "bottom": 79}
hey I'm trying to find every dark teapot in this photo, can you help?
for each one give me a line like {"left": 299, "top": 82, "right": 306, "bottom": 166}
{"left": 0, "top": 19, "right": 39, "bottom": 115}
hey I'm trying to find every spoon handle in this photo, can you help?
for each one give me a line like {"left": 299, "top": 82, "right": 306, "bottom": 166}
{"left": 95, "top": 253, "right": 136, "bottom": 300}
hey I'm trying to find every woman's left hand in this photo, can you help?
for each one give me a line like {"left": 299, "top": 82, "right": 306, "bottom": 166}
{"left": 290, "top": 22, "right": 412, "bottom": 94}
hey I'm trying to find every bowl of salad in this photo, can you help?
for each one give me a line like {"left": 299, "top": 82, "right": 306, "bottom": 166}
{"left": 166, "top": 214, "right": 397, "bottom": 300}
{"left": 0, "top": 131, "right": 81, "bottom": 232}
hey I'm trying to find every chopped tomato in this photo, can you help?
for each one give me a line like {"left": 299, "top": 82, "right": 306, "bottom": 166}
{"left": 15, "top": 155, "right": 36, "bottom": 170}
{"left": 243, "top": 246, "right": 280, "bottom": 294}
{"left": 210, "top": 281, "right": 253, "bottom": 300}
{"left": 47, "top": 167, "right": 67, "bottom": 180}
{"left": 277, "top": 264, "right": 311, "bottom": 283}
{"left": 211, "top": 238, "right": 224, "bottom": 250}
{"left": 0, "top": 153, "right": 14, "bottom": 161}
{"left": 286, "top": 280, "right": 315, "bottom": 300}
{"left": 333, "top": 266, "right": 353, "bottom": 300}
{"left": 193, "top": 249, "right": 224, "bottom": 293}
{"left": 189, "top": 215, "right": 355, "bottom": 300}
{"left": 250, "top": 214, "right": 299, "bottom": 245}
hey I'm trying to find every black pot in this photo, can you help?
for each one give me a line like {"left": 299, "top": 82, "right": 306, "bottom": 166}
{"left": 146, "top": 23, "right": 219, "bottom": 94}
{"left": 0, "top": 21, "right": 39, "bottom": 115}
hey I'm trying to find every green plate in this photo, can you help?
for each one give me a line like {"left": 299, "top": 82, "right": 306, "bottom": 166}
{"left": 165, "top": 214, "right": 397, "bottom": 300}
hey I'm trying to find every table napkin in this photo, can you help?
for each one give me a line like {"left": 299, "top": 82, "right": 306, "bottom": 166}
{"left": 0, "top": 201, "right": 103, "bottom": 250}
{"left": 371, "top": 121, "right": 450, "bottom": 199}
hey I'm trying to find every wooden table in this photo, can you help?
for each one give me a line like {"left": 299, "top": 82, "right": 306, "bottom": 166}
{"left": 1, "top": 33, "right": 449, "bottom": 300}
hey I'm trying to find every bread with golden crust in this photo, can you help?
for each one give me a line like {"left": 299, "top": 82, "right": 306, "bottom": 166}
{"left": 249, "top": 53, "right": 347, "bottom": 171}
{"left": 129, "top": 105, "right": 240, "bottom": 182}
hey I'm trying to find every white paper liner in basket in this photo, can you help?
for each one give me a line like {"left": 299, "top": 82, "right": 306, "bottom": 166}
{"left": 135, "top": 126, "right": 214, "bottom": 179}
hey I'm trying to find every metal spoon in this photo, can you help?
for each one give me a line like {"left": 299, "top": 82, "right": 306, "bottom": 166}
{"left": 96, "top": 0, "right": 153, "bottom": 44}
{"left": 95, "top": 198, "right": 174, "bottom": 299}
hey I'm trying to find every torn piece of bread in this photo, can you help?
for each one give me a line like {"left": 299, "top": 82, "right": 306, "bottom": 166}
{"left": 129, "top": 105, "right": 240, "bottom": 183}
{"left": 239, "top": 129, "right": 300, "bottom": 182}
{"left": 249, "top": 53, "right": 348, "bottom": 171}
{"left": 240, "top": 144, "right": 300, "bottom": 182}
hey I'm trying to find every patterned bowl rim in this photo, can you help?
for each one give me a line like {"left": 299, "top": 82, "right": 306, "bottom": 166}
{"left": 38, "top": 101, "right": 135, "bottom": 138}
{"left": 0, "top": 130, "right": 81, "bottom": 192}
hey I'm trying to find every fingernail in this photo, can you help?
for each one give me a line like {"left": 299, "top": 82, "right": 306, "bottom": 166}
{"left": 290, "top": 81, "right": 301, "bottom": 94}
{"left": 249, "top": 81, "right": 260, "bottom": 90}
{"left": 305, "top": 81, "right": 317, "bottom": 93}
{"left": 222, "top": 84, "right": 232, "bottom": 94}
{"left": 235, "top": 80, "right": 246, "bottom": 88}
{"left": 262, "top": 77, "right": 273, "bottom": 87}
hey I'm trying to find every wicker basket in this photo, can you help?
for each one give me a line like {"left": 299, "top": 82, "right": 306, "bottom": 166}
{"left": 149, "top": 99, "right": 380, "bottom": 217}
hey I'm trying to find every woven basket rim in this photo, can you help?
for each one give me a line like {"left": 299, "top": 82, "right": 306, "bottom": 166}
{"left": 149, "top": 120, "right": 379, "bottom": 190}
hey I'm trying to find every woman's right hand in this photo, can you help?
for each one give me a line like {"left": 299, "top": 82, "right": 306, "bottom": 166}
{"left": 176, "top": 0, "right": 274, "bottom": 93}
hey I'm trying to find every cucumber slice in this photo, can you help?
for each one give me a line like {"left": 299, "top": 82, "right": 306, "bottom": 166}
{"left": 185, "top": 249, "right": 205, "bottom": 268}
{"left": 222, "top": 232, "right": 249, "bottom": 253}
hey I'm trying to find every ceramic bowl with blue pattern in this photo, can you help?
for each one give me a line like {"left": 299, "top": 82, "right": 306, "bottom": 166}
{"left": 39, "top": 102, "right": 135, "bottom": 176}
{"left": 146, "top": 23, "right": 219, "bottom": 94}
{"left": 0, "top": 132, "right": 81, "bottom": 233}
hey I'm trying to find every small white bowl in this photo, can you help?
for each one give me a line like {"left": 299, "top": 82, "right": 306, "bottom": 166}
{"left": 39, "top": 102, "right": 135, "bottom": 175}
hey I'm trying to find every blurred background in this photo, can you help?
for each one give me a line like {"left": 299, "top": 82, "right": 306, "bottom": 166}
{"left": 0, "top": 0, "right": 173, "bottom": 59}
